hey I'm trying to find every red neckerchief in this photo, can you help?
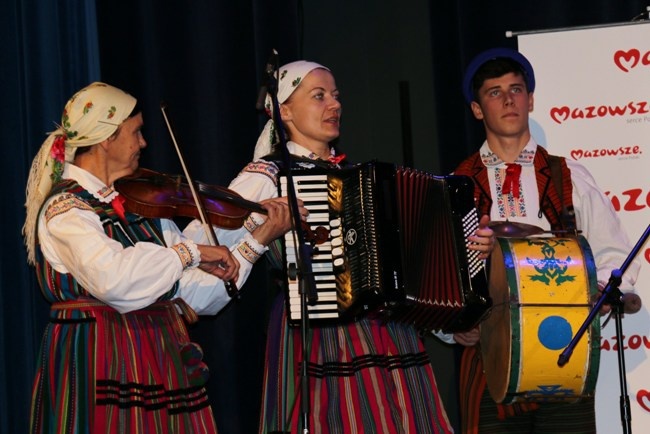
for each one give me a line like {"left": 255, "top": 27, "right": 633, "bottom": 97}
{"left": 501, "top": 163, "right": 522, "bottom": 198}
{"left": 111, "top": 195, "right": 126, "bottom": 221}
{"left": 328, "top": 153, "right": 347, "bottom": 165}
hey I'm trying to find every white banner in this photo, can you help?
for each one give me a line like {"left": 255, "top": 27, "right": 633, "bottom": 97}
{"left": 518, "top": 22, "right": 650, "bottom": 433}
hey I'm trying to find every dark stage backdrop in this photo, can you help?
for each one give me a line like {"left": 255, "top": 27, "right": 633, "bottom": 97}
{"left": 3, "top": 1, "right": 648, "bottom": 433}
{"left": 3, "top": 1, "right": 104, "bottom": 434}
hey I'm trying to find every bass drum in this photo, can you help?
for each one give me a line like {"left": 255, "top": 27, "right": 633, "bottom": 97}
{"left": 480, "top": 235, "right": 600, "bottom": 404}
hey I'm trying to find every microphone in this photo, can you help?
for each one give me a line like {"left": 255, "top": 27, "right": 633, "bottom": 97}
{"left": 255, "top": 49, "right": 279, "bottom": 110}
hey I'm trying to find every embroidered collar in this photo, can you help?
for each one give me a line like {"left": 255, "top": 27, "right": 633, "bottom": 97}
{"left": 480, "top": 139, "right": 537, "bottom": 168}
{"left": 62, "top": 164, "right": 118, "bottom": 203}
{"left": 287, "top": 141, "right": 344, "bottom": 165}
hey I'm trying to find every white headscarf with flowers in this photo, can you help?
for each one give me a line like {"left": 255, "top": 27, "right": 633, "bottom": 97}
{"left": 253, "top": 60, "right": 329, "bottom": 160}
{"left": 23, "top": 82, "right": 137, "bottom": 265}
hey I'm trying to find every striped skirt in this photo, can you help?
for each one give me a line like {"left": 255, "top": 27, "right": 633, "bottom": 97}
{"left": 259, "top": 296, "right": 454, "bottom": 434}
{"left": 30, "top": 298, "right": 217, "bottom": 434}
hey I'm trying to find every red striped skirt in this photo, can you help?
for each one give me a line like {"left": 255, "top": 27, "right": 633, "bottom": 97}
{"left": 30, "top": 298, "right": 217, "bottom": 434}
{"left": 259, "top": 296, "right": 453, "bottom": 434}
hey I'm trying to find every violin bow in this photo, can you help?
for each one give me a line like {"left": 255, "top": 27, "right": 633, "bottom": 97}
{"left": 160, "top": 103, "right": 239, "bottom": 298}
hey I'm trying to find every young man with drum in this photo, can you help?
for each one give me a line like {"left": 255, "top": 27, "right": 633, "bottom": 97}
{"left": 450, "top": 47, "right": 641, "bottom": 434}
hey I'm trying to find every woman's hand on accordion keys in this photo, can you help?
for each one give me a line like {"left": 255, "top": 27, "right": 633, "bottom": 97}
{"left": 468, "top": 215, "right": 495, "bottom": 260}
{"left": 250, "top": 197, "right": 309, "bottom": 246}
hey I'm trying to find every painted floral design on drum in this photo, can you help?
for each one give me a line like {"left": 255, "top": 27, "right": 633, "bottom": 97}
{"left": 525, "top": 238, "right": 577, "bottom": 285}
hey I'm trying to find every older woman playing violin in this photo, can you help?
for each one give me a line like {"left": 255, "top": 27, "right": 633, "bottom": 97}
{"left": 23, "top": 82, "right": 304, "bottom": 434}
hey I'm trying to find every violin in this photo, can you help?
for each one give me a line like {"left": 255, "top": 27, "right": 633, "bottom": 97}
{"left": 131, "top": 103, "right": 325, "bottom": 298}
{"left": 114, "top": 168, "right": 329, "bottom": 244}
{"left": 114, "top": 168, "right": 265, "bottom": 230}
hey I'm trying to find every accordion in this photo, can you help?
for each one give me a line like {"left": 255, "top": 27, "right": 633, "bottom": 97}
{"left": 280, "top": 161, "right": 492, "bottom": 333}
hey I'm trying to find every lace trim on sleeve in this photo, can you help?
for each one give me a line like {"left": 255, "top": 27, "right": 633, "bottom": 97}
{"left": 236, "top": 233, "right": 268, "bottom": 264}
{"left": 243, "top": 213, "right": 266, "bottom": 233}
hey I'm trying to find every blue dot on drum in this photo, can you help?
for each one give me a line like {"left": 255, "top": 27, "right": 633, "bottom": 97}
{"left": 537, "top": 316, "right": 573, "bottom": 350}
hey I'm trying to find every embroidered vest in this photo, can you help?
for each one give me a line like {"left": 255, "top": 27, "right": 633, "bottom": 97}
{"left": 35, "top": 180, "right": 178, "bottom": 302}
{"left": 454, "top": 146, "right": 577, "bottom": 232}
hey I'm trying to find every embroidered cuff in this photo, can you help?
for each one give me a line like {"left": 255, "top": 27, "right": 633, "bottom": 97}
{"left": 243, "top": 213, "right": 266, "bottom": 233}
{"left": 236, "top": 232, "right": 268, "bottom": 264}
{"left": 171, "top": 241, "right": 200, "bottom": 270}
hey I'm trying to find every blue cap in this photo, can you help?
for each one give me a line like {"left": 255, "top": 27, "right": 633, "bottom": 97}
{"left": 462, "top": 47, "right": 535, "bottom": 104}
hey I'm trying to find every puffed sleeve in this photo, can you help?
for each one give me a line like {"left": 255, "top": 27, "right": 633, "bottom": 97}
{"left": 568, "top": 160, "right": 640, "bottom": 290}
{"left": 39, "top": 194, "right": 191, "bottom": 313}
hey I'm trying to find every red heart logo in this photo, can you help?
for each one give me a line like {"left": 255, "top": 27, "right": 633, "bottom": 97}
{"left": 570, "top": 149, "right": 583, "bottom": 160}
{"left": 638, "top": 389, "right": 650, "bottom": 412}
{"left": 645, "top": 247, "right": 650, "bottom": 265}
{"left": 614, "top": 49, "right": 640, "bottom": 73}
{"left": 550, "top": 106, "right": 570, "bottom": 124}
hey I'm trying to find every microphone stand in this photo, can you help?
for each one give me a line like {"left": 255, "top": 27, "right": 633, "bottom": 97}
{"left": 263, "top": 52, "right": 319, "bottom": 434}
{"left": 558, "top": 224, "right": 649, "bottom": 434}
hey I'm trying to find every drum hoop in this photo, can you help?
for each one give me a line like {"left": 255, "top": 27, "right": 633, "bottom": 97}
{"left": 576, "top": 235, "right": 602, "bottom": 396}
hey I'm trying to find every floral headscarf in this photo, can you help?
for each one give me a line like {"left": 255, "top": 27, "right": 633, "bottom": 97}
{"left": 253, "top": 60, "right": 329, "bottom": 160}
{"left": 23, "top": 82, "right": 137, "bottom": 264}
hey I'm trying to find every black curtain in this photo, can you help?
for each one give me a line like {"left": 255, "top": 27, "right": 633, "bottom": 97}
{"left": 2, "top": 0, "right": 102, "bottom": 433}
{"left": 95, "top": 0, "right": 303, "bottom": 181}
{"left": 4, "top": 1, "right": 649, "bottom": 433}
